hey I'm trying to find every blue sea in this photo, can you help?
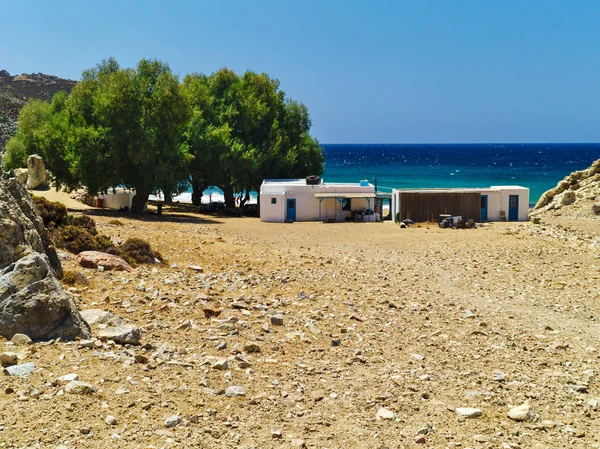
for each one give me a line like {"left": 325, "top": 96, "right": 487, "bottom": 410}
{"left": 167, "top": 143, "right": 599, "bottom": 206}
{"left": 322, "top": 143, "right": 600, "bottom": 206}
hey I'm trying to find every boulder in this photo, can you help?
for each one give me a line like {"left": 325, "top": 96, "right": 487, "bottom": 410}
{"left": 13, "top": 168, "right": 28, "bottom": 184}
{"left": 76, "top": 251, "right": 133, "bottom": 271}
{"left": 0, "top": 172, "right": 89, "bottom": 340}
{"left": 26, "top": 154, "right": 47, "bottom": 190}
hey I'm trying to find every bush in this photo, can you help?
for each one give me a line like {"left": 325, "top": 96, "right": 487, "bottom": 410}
{"left": 94, "top": 234, "right": 116, "bottom": 252}
{"left": 69, "top": 215, "right": 98, "bottom": 236}
{"left": 120, "top": 238, "right": 164, "bottom": 265}
{"left": 108, "top": 219, "right": 124, "bottom": 226}
{"left": 61, "top": 269, "right": 89, "bottom": 286}
{"left": 32, "top": 196, "right": 69, "bottom": 229}
{"left": 53, "top": 225, "right": 98, "bottom": 254}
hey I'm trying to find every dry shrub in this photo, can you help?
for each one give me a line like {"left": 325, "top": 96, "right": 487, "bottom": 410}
{"left": 61, "top": 269, "right": 89, "bottom": 286}
{"left": 120, "top": 238, "right": 164, "bottom": 265}
{"left": 53, "top": 225, "right": 97, "bottom": 254}
{"left": 108, "top": 219, "right": 124, "bottom": 226}
{"left": 69, "top": 215, "right": 98, "bottom": 235}
{"left": 32, "top": 196, "right": 69, "bottom": 230}
{"left": 94, "top": 234, "right": 116, "bottom": 252}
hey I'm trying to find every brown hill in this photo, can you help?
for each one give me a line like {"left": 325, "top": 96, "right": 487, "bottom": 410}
{"left": 0, "top": 70, "right": 76, "bottom": 153}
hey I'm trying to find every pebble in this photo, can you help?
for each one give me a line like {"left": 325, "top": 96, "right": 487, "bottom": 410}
{"left": 212, "top": 359, "right": 229, "bottom": 370}
{"left": 4, "top": 362, "right": 35, "bottom": 377}
{"left": 225, "top": 386, "right": 246, "bottom": 397}
{"left": 376, "top": 407, "right": 396, "bottom": 420}
{"left": 508, "top": 403, "right": 534, "bottom": 422}
{"left": 57, "top": 373, "right": 79, "bottom": 384}
{"left": 11, "top": 334, "right": 32, "bottom": 345}
{"left": 270, "top": 314, "right": 284, "bottom": 326}
{"left": 271, "top": 429, "right": 283, "bottom": 438}
{"left": 455, "top": 407, "right": 483, "bottom": 418}
{"left": 65, "top": 381, "right": 97, "bottom": 395}
{"left": 243, "top": 341, "right": 261, "bottom": 353}
{"left": 105, "top": 415, "right": 117, "bottom": 425}
{"left": 0, "top": 352, "right": 18, "bottom": 367}
{"left": 415, "top": 435, "right": 427, "bottom": 444}
{"left": 164, "top": 415, "right": 181, "bottom": 428}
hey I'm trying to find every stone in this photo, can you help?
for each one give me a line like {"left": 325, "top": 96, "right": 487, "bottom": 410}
{"left": 290, "top": 439, "right": 306, "bottom": 448}
{"left": 25, "top": 154, "right": 47, "bottom": 190}
{"left": 271, "top": 429, "right": 283, "bottom": 439}
{"left": 376, "top": 407, "right": 396, "bottom": 420}
{"left": 455, "top": 407, "right": 483, "bottom": 418}
{"left": 105, "top": 415, "right": 117, "bottom": 425}
{"left": 561, "top": 190, "right": 576, "bottom": 205}
{"left": 0, "top": 352, "right": 18, "bottom": 367}
{"left": 508, "top": 403, "right": 535, "bottom": 422}
{"left": 593, "top": 202, "right": 600, "bottom": 215}
{"left": 415, "top": 435, "right": 427, "bottom": 444}
{"left": 65, "top": 381, "right": 97, "bottom": 394}
{"left": 203, "top": 308, "right": 221, "bottom": 318}
{"left": 97, "top": 326, "right": 141, "bottom": 345}
{"left": 270, "top": 314, "right": 284, "bottom": 326}
{"left": 11, "top": 333, "right": 32, "bottom": 345}
{"left": 13, "top": 168, "right": 28, "bottom": 185}
{"left": 164, "top": 415, "right": 181, "bottom": 428}
{"left": 225, "top": 386, "right": 246, "bottom": 397}
{"left": 212, "top": 359, "right": 229, "bottom": 370}
{"left": 243, "top": 341, "right": 261, "bottom": 353}
{"left": 4, "top": 362, "right": 35, "bottom": 377}
{"left": 80, "top": 309, "right": 124, "bottom": 327}
{"left": 57, "top": 373, "right": 79, "bottom": 384}
{"left": 76, "top": 251, "right": 133, "bottom": 271}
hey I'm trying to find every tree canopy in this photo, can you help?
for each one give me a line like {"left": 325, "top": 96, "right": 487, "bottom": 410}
{"left": 5, "top": 59, "right": 323, "bottom": 212}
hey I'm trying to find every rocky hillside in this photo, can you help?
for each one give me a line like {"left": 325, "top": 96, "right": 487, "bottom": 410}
{"left": 531, "top": 158, "right": 600, "bottom": 218}
{"left": 0, "top": 70, "right": 76, "bottom": 153}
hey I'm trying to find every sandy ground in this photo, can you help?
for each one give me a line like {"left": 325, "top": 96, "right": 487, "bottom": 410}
{"left": 2, "top": 189, "right": 600, "bottom": 449}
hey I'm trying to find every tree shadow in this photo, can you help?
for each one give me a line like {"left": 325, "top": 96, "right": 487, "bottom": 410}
{"left": 69, "top": 203, "right": 224, "bottom": 225}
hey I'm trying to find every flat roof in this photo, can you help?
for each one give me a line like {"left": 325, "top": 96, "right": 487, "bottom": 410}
{"left": 262, "top": 178, "right": 373, "bottom": 187}
{"left": 393, "top": 186, "right": 528, "bottom": 194}
{"left": 314, "top": 192, "right": 377, "bottom": 199}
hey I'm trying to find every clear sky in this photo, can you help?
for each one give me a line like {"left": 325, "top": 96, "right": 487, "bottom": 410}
{"left": 2, "top": 0, "right": 600, "bottom": 143}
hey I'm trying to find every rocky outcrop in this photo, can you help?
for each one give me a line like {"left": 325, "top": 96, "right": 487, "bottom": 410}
{"left": 532, "top": 159, "right": 600, "bottom": 216}
{"left": 26, "top": 154, "right": 47, "bottom": 189}
{"left": 0, "top": 171, "right": 90, "bottom": 340}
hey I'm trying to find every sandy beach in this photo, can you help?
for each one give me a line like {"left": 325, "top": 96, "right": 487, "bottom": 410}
{"left": 2, "top": 188, "right": 600, "bottom": 448}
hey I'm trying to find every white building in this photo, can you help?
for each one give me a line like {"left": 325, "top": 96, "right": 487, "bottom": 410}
{"left": 97, "top": 189, "right": 136, "bottom": 210}
{"left": 391, "top": 186, "right": 529, "bottom": 222}
{"left": 260, "top": 178, "right": 381, "bottom": 222}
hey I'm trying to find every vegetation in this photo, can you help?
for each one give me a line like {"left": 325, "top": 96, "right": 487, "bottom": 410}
{"left": 119, "top": 238, "right": 164, "bottom": 265}
{"left": 61, "top": 269, "right": 89, "bottom": 286}
{"left": 5, "top": 59, "right": 324, "bottom": 212}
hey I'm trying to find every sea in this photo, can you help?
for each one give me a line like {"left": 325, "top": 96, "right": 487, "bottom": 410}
{"left": 162, "top": 143, "right": 600, "bottom": 207}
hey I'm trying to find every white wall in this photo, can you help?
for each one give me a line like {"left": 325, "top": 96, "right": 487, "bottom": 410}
{"left": 260, "top": 181, "right": 376, "bottom": 222}
{"left": 99, "top": 192, "right": 135, "bottom": 210}
{"left": 491, "top": 186, "right": 529, "bottom": 221}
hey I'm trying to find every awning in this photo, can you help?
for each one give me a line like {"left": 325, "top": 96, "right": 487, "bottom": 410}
{"left": 314, "top": 192, "right": 377, "bottom": 199}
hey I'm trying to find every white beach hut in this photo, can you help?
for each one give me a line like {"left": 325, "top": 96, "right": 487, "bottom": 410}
{"left": 260, "top": 177, "right": 381, "bottom": 222}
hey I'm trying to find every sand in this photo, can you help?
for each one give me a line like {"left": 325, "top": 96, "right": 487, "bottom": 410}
{"left": 2, "top": 189, "right": 600, "bottom": 448}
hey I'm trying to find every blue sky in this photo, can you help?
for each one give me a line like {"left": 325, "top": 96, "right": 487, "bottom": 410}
{"left": 3, "top": 0, "right": 600, "bottom": 143}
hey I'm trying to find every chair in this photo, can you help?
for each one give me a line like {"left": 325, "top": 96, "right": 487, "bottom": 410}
{"left": 500, "top": 210, "right": 506, "bottom": 222}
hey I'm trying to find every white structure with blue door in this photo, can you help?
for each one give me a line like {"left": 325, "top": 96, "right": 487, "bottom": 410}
{"left": 391, "top": 185, "right": 529, "bottom": 222}
{"left": 260, "top": 178, "right": 379, "bottom": 222}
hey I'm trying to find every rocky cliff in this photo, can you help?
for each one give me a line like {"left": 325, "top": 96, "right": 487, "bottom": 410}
{"left": 0, "top": 70, "right": 76, "bottom": 155}
{"left": 0, "top": 171, "right": 90, "bottom": 340}
{"left": 531, "top": 158, "right": 600, "bottom": 217}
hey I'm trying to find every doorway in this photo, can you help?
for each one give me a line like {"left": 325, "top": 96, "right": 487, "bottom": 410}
{"left": 286, "top": 198, "right": 296, "bottom": 221}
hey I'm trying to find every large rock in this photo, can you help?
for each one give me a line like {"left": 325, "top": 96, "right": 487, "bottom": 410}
{"left": 26, "top": 154, "right": 47, "bottom": 190}
{"left": 0, "top": 172, "right": 89, "bottom": 340}
{"left": 76, "top": 251, "right": 133, "bottom": 271}
{"left": 97, "top": 326, "right": 141, "bottom": 345}
{"left": 80, "top": 309, "right": 124, "bottom": 327}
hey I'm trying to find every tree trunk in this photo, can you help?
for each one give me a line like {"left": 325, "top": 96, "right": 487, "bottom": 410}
{"left": 190, "top": 177, "right": 203, "bottom": 206}
{"left": 161, "top": 188, "right": 173, "bottom": 204}
{"left": 131, "top": 191, "right": 149, "bottom": 214}
{"left": 239, "top": 189, "right": 250, "bottom": 208}
{"left": 222, "top": 185, "right": 235, "bottom": 208}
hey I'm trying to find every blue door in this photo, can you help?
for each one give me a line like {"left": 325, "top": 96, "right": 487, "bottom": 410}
{"left": 508, "top": 195, "right": 519, "bottom": 221}
{"left": 286, "top": 198, "right": 296, "bottom": 221}
{"left": 480, "top": 195, "right": 488, "bottom": 221}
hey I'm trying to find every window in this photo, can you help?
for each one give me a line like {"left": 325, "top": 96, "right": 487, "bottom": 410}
{"left": 342, "top": 198, "right": 351, "bottom": 211}
{"left": 509, "top": 196, "right": 518, "bottom": 207}
{"left": 271, "top": 197, "right": 277, "bottom": 204}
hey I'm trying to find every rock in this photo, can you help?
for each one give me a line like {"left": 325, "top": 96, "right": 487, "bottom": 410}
{"left": 455, "top": 407, "right": 483, "bottom": 418}
{"left": 212, "top": 359, "right": 229, "bottom": 370}
{"left": 105, "top": 415, "right": 117, "bottom": 425}
{"left": 97, "top": 326, "right": 141, "bottom": 345}
{"left": 271, "top": 314, "right": 284, "bottom": 326}
{"left": 243, "top": 341, "right": 261, "bottom": 353}
{"left": 76, "top": 251, "right": 133, "bottom": 271}
{"left": 415, "top": 435, "right": 427, "bottom": 444}
{"left": 26, "top": 154, "right": 47, "bottom": 190}
{"left": 80, "top": 309, "right": 124, "bottom": 327}
{"left": 57, "top": 373, "right": 79, "bottom": 384}
{"left": 203, "top": 308, "right": 221, "bottom": 318}
{"left": 0, "top": 253, "right": 90, "bottom": 341}
{"left": 593, "top": 202, "right": 600, "bottom": 215}
{"left": 4, "top": 362, "right": 35, "bottom": 377}
{"left": 290, "top": 439, "right": 306, "bottom": 448}
{"left": 376, "top": 407, "right": 396, "bottom": 420}
{"left": 11, "top": 333, "right": 31, "bottom": 345}
{"left": 225, "top": 386, "right": 246, "bottom": 397}
{"left": 271, "top": 429, "right": 283, "bottom": 439}
{"left": 65, "top": 381, "right": 97, "bottom": 394}
{"left": 13, "top": 168, "right": 28, "bottom": 185}
{"left": 561, "top": 190, "right": 576, "bottom": 205}
{"left": 0, "top": 352, "right": 18, "bottom": 367}
{"left": 164, "top": 415, "right": 181, "bottom": 428}
{"left": 508, "top": 403, "right": 535, "bottom": 422}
